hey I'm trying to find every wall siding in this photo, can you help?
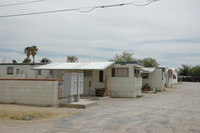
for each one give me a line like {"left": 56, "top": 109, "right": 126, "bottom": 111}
{"left": 142, "top": 69, "right": 166, "bottom": 91}
{"left": 109, "top": 64, "right": 142, "bottom": 98}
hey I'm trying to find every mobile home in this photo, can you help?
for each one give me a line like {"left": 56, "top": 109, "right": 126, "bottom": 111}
{"left": 109, "top": 62, "right": 143, "bottom": 97}
{"left": 34, "top": 61, "right": 143, "bottom": 98}
{"left": 171, "top": 68, "right": 178, "bottom": 84}
{"left": 0, "top": 63, "right": 49, "bottom": 79}
{"left": 165, "top": 68, "right": 173, "bottom": 87}
{"left": 141, "top": 67, "right": 166, "bottom": 92}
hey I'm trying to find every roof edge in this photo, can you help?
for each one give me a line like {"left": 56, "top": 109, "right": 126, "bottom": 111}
{"left": 115, "top": 61, "right": 144, "bottom": 66}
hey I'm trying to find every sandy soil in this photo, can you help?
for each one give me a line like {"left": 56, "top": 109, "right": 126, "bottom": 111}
{"left": 0, "top": 82, "right": 200, "bottom": 133}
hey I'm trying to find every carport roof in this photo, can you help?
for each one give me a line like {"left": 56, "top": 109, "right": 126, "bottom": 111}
{"left": 33, "top": 62, "right": 114, "bottom": 70}
{"left": 141, "top": 67, "right": 156, "bottom": 73}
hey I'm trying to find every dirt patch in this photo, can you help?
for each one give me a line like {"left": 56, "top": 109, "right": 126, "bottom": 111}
{"left": 0, "top": 104, "right": 76, "bottom": 121}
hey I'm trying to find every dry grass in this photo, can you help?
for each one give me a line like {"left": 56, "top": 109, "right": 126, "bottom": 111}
{"left": 0, "top": 107, "right": 75, "bottom": 121}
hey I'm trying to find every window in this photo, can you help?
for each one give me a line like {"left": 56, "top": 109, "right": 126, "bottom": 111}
{"left": 134, "top": 69, "right": 140, "bottom": 77}
{"left": 112, "top": 68, "right": 129, "bottom": 77}
{"left": 38, "top": 70, "right": 42, "bottom": 75}
{"left": 7, "top": 67, "right": 13, "bottom": 75}
{"left": 141, "top": 73, "right": 149, "bottom": 79}
{"left": 99, "top": 70, "right": 103, "bottom": 82}
{"left": 49, "top": 70, "right": 54, "bottom": 76}
{"left": 111, "top": 68, "right": 115, "bottom": 77}
{"left": 173, "top": 74, "right": 176, "bottom": 79}
{"left": 84, "top": 70, "right": 92, "bottom": 77}
{"left": 16, "top": 68, "right": 20, "bottom": 75}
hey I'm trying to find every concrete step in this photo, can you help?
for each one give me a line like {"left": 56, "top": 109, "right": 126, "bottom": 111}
{"left": 60, "top": 99, "right": 97, "bottom": 109}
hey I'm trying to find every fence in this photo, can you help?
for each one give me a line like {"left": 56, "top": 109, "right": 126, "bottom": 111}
{"left": 178, "top": 76, "right": 200, "bottom": 82}
{"left": 0, "top": 79, "right": 66, "bottom": 106}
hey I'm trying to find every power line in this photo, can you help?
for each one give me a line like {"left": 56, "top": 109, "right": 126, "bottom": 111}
{"left": 77, "top": 0, "right": 159, "bottom": 12}
{"left": 0, "top": 0, "right": 159, "bottom": 18}
{"left": 0, "top": 0, "right": 45, "bottom": 7}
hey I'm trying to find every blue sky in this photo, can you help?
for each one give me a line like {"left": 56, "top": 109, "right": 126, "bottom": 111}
{"left": 0, "top": 0, "right": 200, "bottom": 68}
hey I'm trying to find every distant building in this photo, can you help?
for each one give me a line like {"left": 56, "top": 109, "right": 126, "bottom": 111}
{"left": 67, "top": 56, "right": 78, "bottom": 63}
{"left": 171, "top": 68, "right": 178, "bottom": 84}
{"left": 0, "top": 63, "right": 50, "bottom": 79}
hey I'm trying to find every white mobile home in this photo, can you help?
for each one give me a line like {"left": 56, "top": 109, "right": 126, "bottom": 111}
{"left": 0, "top": 63, "right": 50, "bottom": 79}
{"left": 141, "top": 67, "right": 166, "bottom": 92}
{"left": 165, "top": 68, "right": 173, "bottom": 87}
{"left": 34, "top": 62, "right": 114, "bottom": 96}
{"left": 171, "top": 68, "right": 178, "bottom": 84}
{"left": 109, "top": 62, "right": 143, "bottom": 98}
{"left": 34, "top": 61, "right": 143, "bottom": 98}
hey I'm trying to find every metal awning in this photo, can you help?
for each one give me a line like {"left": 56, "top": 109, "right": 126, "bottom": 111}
{"left": 141, "top": 67, "right": 156, "bottom": 73}
{"left": 33, "top": 62, "right": 114, "bottom": 70}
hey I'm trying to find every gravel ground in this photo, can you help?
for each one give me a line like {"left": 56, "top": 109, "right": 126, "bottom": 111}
{"left": 1, "top": 82, "right": 200, "bottom": 133}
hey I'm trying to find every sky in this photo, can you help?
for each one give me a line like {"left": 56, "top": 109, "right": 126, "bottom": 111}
{"left": 0, "top": 0, "right": 200, "bottom": 68}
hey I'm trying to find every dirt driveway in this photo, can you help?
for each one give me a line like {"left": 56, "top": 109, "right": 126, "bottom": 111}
{"left": 1, "top": 82, "right": 200, "bottom": 133}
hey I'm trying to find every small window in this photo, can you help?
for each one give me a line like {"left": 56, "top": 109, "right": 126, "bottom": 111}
{"left": 7, "top": 67, "right": 13, "bottom": 75}
{"left": 173, "top": 74, "right": 176, "bottom": 79}
{"left": 84, "top": 70, "right": 92, "bottom": 77}
{"left": 38, "top": 70, "right": 42, "bottom": 75}
{"left": 141, "top": 73, "right": 149, "bottom": 79}
{"left": 112, "top": 68, "right": 129, "bottom": 77}
{"left": 16, "top": 68, "right": 20, "bottom": 75}
{"left": 49, "top": 70, "right": 54, "bottom": 76}
{"left": 111, "top": 68, "right": 115, "bottom": 77}
{"left": 134, "top": 69, "right": 140, "bottom": 77}
{"left": 99, "top": 70, "right": 103, "bottom": 82}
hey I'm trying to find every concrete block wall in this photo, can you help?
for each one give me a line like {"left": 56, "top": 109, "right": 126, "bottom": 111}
{"left": 0, "top": 79, "right": 66, "bottom": 106}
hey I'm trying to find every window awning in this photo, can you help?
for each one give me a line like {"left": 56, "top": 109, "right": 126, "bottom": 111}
{"left": 141, "top": 67, "right": 156, "bottom": 73}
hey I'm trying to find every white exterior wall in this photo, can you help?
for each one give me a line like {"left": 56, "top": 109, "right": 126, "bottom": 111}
{"left": 142, "top": 68, "right": 166, "bottom": 91}
{"left": 83, "top": 72, "right": 94, "bottom": 96}
{"left": 109, "top": 64, "right": 142, "bottom": 98}
{"left": 83, "top": 69, "right": 110, "bottom": 96}
{"left": 53, "top": 70, "right": 63, "bottom": 79}
{"left": 0, "top": 64, "right": 51, "bottom": 79}
{"left": 51, "top": 70, "right": 96, "bottom": 96}
{"left": 83, "top": 70, "right": 98, "bottom": 96}
{"left": 0, "top": 79, "right": 67, "bottom": 106}
{"left": 134, "top": 77, "right": 142, "bottom": 96}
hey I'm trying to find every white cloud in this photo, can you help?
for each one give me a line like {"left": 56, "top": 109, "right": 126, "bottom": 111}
{"left": 0, "top": 0, "right": 200, "bottom": 68}
{"left": 0, "top": 51, "right": 24, "bottom": 63}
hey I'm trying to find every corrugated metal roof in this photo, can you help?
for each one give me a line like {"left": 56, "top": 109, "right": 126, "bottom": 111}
{"left": 33, "top": 62, "right": 114, "bottom": 70}
{"left": 141, "top": 67, "right": 156, "bottom": 73}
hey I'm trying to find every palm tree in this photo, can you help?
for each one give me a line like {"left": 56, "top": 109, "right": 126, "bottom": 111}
{"left": 23, "top": 58, "right": 31, "bottom": 63}
{"left": 24, "top": 47, "right": 31, "bottom": 60}
{"left": 30, "top": 45, "right": 38, "bottom": 63}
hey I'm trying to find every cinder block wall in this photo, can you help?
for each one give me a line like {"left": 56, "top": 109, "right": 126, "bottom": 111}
{"left": 0, "top": 79, "right": 66, "bottom": 106}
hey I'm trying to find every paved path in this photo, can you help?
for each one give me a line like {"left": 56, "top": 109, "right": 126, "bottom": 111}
{"left": 1, "top": 82, "right": 200, "bottom": 133}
